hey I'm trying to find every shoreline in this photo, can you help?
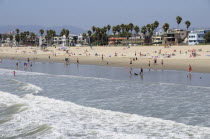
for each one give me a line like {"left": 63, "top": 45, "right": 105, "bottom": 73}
{"left": 1, "top": 46, "right": 210, "bottom": 73}
{"left": 1, "top": 53, "right": 210, "bottom": 73}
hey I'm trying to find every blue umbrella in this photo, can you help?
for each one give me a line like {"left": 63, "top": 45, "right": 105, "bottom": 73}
{"left": 61, "top": 47, "right": 67, "bottom": 50}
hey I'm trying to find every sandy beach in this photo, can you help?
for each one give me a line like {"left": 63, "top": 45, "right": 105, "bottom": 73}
{"left": 1, "top": 45, "right": 210, "bottom": 73}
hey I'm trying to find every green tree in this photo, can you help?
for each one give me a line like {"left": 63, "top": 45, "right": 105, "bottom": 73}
{"left": 87, "top": 30, "right": 92, "bottom": 45}
{"left": 162, "top": 23, "right": 170, "bottom": 32}
{"left": 134, "top": 26, "right": 140, "bottom": 35}
{"left": 141, "top": 26, "right": 147, "bottom": 44}
{"left": 82, "top": 33, "right": 87, "bottom": 40}
{"left": 92, "top": 26, "right": 96, "bottom": 33}
{"left": 185, "top": 21, "right": 191, "bottom": 31}
{"left": 129, "top": 23, "right": 134, "bottom": 34}
{"left": 204, "top": 32, "right": 210, "bottom": 43}
{"left": 107, "top": 25, "right": 111, "bottom": 35}
{"left": 112, "top": 26, "right": 117, "bottom": 36}
{"left": 16, "top": 29, "right": 20, "bottom": 34}
{"left": 39, "top": 29, "right": 44, "bottom": 37}
{"left": 176, "top": 16, "right": 182, "bottom": 29}
{"left": 45, "top": 30, "right": 56, "bottom": 46}
{"left": 154, "top": 21, "right": 159, "bottom": 31}
{"left": 15, "top": 29, "right": 20, "bottom": 46}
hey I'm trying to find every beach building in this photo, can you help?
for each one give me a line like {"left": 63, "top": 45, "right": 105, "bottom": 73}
{"left": 108, "top": 34, "right": 144, "bottom": 46}
{"left": 108, "top": 37, "right": 127, "bottom": 45}
{"left": 53, "top": 34, "right": 83, "bottom": 46}
{"left": 163, "top": 29, "right": 187, "bottom": 45}
{"left": 0, "top": 32, "right": 16, "bottom": 47}
{"left": 188, "top": 29, "right": 210, "bottom": 45}
{"left": 152, "top": 36, "right": 163, "bottom": 45}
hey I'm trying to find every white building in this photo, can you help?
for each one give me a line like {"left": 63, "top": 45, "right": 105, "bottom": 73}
{"left": 53, "top": 34, "right": 86, "bottom": 46}
{"left": 188, "top": 29, "right": 210, "bottom": 45}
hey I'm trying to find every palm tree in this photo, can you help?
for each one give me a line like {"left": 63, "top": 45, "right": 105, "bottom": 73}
{"left": 154, "top": 21, "right": 159, "bottom": 32}
{"left": 16, "top": 29, "right": 20, "bottom": 34}
{"left": 134, "top": 26, "right": 140, "bottom": 36}
{"left": 176, "top": 16, "right": 182, "bottom": 29}
{"left": 162, "top": 23, "right": 170, "bottom": 33}
{"left": 87, "top": 30, "right": 92, "bottom": 45}
{"left": 141, "top": 26, "right": 147, "bottom": 44}
{"left": 129, "top": 23, "right": 134, "bottom": 34}
{"left": 29, "top": 32, "right": 36, "bottom": 46}
{"left": 60, "top": 29, "right": 66, "bottom": 36}
{"left": 163, "top": 23, "right": 170, "bottom": 46}
{"left": 45, "top": 30, "right": 56, "bottom": 47}
{"left": 134, "top": 26, "right": 140, "bottom": 44}
{"left": 121, "top": 24, "right": 126, "bottom": 33}
{"left": 92, "top": 26, "right": 96, "bottom": 33}
{"left": 112, "top": 26, "right": 117, "bottom": 36}
{"left": 129, "top": 23, "right": 134, "bottom": 44}
{"left": 107, "top": 25, "right": 111, "bottom": 35}
{"left": 39, "top": 29, "right": 44, "bottom": 37}
{"left": 116, "top": 25, "right": 121, "bottom": 36}
{"left": 15, "top": 29, "right": 20, "bottom": 46}
{"left": 185, "top": 21, "right": 191, "bottom": 31}
{"left": 185, "top": 21, "right": 191, "bottom": 43}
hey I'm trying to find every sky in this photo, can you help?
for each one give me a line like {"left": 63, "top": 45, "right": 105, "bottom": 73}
{"left": 0, "top": 0, "right": 210, "bottom": 30}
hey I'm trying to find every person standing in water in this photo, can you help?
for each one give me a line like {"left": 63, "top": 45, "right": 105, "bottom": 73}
{"left": 13, "top": 71, "right": 16, "bottom": 76}
{"left": 140, "top": 68, "right": 143, "bottom": 75}
{"left": 130, "top": 59, "right": 132, "bottom": 65}
{"left": 189, "top": 65, "right": 192, "bottom": 72}
{"left": 77, "top": 58, "right": 79, "bottom": 64}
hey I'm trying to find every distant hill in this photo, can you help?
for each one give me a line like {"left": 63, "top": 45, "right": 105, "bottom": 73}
{"left": 0, "top": 25, "right": 86, "bottom": 35}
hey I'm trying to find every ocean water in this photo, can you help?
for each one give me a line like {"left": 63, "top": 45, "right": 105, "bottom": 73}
{"left": 0, "top": 59, "right": 210, "bottom": 139}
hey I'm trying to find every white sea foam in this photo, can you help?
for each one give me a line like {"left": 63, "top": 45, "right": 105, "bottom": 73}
{"left": 0, "top": 91, "right": 210, "bottom": 139}
{"left": 0, "top": 68, "right": 45, "bottom": 76}
{"left": 20, "top": 83, "right": 43, "bottom": 94}
{"left": 7, "top": 79, "right": 43, "bottom": 94}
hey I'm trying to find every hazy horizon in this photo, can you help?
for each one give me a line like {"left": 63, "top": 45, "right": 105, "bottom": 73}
{"left": 0, "top": 0, "right": 210, "bottom": 30}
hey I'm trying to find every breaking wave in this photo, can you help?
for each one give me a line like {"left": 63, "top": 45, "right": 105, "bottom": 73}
{"left": 0, "top": 91, "right": 210, "bottom": 139}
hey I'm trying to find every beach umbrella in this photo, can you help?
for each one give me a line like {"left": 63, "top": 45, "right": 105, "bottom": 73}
{"left": 61, "top": 47, "right": 67, "bottom": 50}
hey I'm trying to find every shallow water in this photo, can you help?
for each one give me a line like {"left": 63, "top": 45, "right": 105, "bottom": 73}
{"left": 0, "top": 59, "right": 210, "bottom": 138}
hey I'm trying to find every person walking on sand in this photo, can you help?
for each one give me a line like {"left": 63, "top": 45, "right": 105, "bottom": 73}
{"left": 102, "top": 54, "right": 104, "bottom": 61}
{"left": 161, "top": 60, "right": 164, "bottom": 66}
